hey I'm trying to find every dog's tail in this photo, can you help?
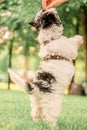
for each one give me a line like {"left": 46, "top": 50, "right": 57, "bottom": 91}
{"left": 8, "top": 68, "right": 33, "bottom": 93}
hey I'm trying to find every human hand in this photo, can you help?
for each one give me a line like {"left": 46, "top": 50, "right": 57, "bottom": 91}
{"left": 42, "top": 0, "right": 68, "bottom": 9}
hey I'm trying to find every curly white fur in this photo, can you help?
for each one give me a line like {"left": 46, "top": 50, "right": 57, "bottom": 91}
{"left": 30, "top": 35, "right": 83, "bottom": 126}
{"left": 8, "top": 8, "right": 83, "bottom": 128}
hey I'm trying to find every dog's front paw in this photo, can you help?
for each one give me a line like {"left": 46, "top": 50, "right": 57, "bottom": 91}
{"left": 74, "top": 35, "right": 83, "bottom": 44}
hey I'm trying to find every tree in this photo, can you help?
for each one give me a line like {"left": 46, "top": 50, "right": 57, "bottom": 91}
{"left": 0, "top": 0, "right": 41, "bottom": 88}
{"left": 0, "top": 0, "right": 87, "bottom": 89}
{"left": 57, "top": 0, "right": 87, "bottom": 93}
{"left": 82, "top": 6, "right": 87, "bottom": 80}
{"left": 68, "top": 0, "right": 87, "bottom": 81}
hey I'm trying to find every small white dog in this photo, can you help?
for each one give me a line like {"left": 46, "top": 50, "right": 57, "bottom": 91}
{"left": 8, "top": 8, "right": 83, "bottom": 127}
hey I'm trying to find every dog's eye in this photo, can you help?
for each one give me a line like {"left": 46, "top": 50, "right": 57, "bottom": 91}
{"left": 32, "top": 19, "right": 41, "bottom": 31}
{"left": 37, "top": 18, "right": 41, "bottom": 23}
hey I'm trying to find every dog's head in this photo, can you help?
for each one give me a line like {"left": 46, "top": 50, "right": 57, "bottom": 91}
{"left": 29, "top": 8, "right": 62, "bottom": 31}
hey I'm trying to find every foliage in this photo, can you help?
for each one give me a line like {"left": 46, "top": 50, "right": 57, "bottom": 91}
{"left": 0, "top": 0, "right": 86, "bottom": 81}
{"left": 0, "top": 0, "right": 41, "bottom": 74}
{"left": 57, "top": 0, "right": 87, "bottom": 36}
{"left": 0, "top": 0, "right": 41, "bottom": 56}
{"left": 0, "top": 0, "right": 86, "bottom": 48}
{"left": 68, "top": 0, "right": 87, "bottom": 9}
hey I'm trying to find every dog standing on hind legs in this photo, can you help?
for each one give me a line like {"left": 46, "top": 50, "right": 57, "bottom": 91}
{"left": 8, "top": 8, "right": 83, "bottom": 128}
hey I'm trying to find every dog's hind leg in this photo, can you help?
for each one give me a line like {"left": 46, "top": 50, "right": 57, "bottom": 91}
{"left": 30, "top": 95, "right": 42, "bottom": 121}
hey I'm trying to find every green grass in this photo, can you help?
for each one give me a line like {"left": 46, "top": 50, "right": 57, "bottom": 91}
{"left": 0, "top": 89, "right": 87, "bottom": 130}
{"left": 0, "top": 83, "right": 24, "bottom": 91}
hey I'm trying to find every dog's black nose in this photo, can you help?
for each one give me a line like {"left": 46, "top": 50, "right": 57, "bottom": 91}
{"left": 28, "top": 21, "right": 35, "bottom": 26}
{"left": 42, "top": 9, "right": 46, "bottom": 12}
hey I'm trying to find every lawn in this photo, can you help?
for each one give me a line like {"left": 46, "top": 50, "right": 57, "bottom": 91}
{"left": 0, "top": 89, "right": 87, "bottom": 130}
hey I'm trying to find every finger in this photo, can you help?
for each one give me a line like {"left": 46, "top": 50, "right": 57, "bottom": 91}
{"left": 46, "top": 0, "right": 68, "bottom": 9}
{"left": 47, "top": 0, "right": 53, "bottom": 5}
{"left": 42, "top": 0, "right": 47, "bottom": 9}
{"left": 42, "top": 0, "right": 53, "bottom": 9}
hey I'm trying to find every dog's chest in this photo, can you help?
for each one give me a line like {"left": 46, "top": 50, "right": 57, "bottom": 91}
{"left": 38, "top": 36, "right": 77, "bottom": 61}
{"left": 38, "top": 44, "right": 48, "bottom": 58}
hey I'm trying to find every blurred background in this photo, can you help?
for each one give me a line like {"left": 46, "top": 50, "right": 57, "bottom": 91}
{"left": 0, "top": 0, "right": 87, "bottom": 95}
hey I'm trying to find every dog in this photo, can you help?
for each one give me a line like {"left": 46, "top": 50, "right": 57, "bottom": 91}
{"left": 8, "top": 8, "right": 83, "bottom": 127}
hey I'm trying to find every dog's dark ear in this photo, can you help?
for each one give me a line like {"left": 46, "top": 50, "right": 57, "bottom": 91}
{"left": 41, "top": 13, "right": 59, "bottom": 28}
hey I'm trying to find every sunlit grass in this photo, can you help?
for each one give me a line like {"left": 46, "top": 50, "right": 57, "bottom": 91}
{"left": 0, "top": 83, "right": 23, "bottom": 91}
{"left": 0, "top": 89, "right": 87, "bottom": 130}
